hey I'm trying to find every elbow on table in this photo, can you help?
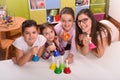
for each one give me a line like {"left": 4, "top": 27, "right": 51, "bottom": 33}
{"left": 78, "top": 50, "right": 88, "bottom": 56}
{"left": 81, "top": 51, "right": 88, "bottom": 56}
{"left": 95, "top": 52, "right": 104, "bottom": 58}
{"left": 17, "top": 62, "right": 25, "bottom": 67}
{"left": 12, "top": 58, "right": 25, "bottom": 67}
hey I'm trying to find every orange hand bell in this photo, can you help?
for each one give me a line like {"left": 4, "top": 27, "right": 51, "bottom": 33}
{"left": 62, "top": 32, "right": 70, "bottom": 41}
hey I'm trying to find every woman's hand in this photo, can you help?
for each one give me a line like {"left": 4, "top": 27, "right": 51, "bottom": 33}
{"left": 79, "top": 34, "right": 91, "bottom": 47}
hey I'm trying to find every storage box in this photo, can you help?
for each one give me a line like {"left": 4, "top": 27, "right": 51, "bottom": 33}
{"left": 94, "top": 13, "right": 105, "bottom": 21}
{"left": 90, "top": 0, "right": 105, "bottom": 4}
{"left": 90, "top": 3, "right": 106, "bottom": 13}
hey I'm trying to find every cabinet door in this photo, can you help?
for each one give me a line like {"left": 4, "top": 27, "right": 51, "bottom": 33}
{"left": 30, "top": 10, "right": 46, "bottom": 24}
{"left": 61, "top": 0, "right": 75, "bottom": 12}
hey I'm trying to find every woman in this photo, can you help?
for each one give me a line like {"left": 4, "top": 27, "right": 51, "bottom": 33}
{"left": 75, "top": 9, "right": 119, "bottom": 58}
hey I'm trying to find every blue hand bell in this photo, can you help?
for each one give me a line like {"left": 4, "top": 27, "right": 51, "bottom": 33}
{"left": 32, "top": 54, "right": 39, "bottom": 62}
{"left": 53, "top": 50, "right": 60, "bottom": 57}
{"left": 52, "top": 43, "right": 60, "bottom": 57}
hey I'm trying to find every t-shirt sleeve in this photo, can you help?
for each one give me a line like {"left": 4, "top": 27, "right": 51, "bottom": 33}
{"left": 12, "top": 37, "right": 24, "bottom": 50}
{"left": 38, "top": 35, "right": 47, "bottom": 47}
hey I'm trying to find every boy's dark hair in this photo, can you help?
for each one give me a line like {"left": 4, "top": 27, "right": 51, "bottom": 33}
{"left": 22, "top": 20, "right": 38, "bottom": 33}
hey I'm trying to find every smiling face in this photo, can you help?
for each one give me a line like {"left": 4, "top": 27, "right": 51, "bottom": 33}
{"left": 60, "top": 14, "right": 74, "bottom": 32}
{"left": 77, "top": 13, "right": 92, "bottom": 34}
{"left": 23, "top": 26, "right": 38, "bottom": 46}
{"left": 42, "top": 27, "right": 55, "bottom": 43}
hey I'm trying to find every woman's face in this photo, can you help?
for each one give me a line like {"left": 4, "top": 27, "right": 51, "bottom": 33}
{"left": 23, "top": 26, "right": 38, "bottom": 45}
{"left": 60, "top": 14, "right": 74, "bottom": 32}
{"left": 77, "top": 14, "right": 92, "bottom": 34}
{"left": 42, "top": 27, "right": 55, "bottom": 42}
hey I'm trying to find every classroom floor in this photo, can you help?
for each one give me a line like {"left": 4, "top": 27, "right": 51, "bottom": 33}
{"left": 0, "top": 50, "right": 5, "bottom": 60}
{"left": 0, "top": 48, "right": 15, "bottom": 60}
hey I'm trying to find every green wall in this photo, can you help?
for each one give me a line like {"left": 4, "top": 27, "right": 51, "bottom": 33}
{"left": 1, "top": 0, "right": 30, "bottom": 19}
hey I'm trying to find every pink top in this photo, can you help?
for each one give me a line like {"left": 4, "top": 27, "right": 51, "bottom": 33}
{"left": 54, "top": 22, "right": 77, "bottom": 55}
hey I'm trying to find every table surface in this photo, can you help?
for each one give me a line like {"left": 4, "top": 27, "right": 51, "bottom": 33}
{"left": 0, "top": 16, "right": 25, "bottom": 40}
{"left": 0, "top": 17, "right": 25, "bottom": 32}
{"left": 0, "top": 41, "right": 120, "bottom": 80}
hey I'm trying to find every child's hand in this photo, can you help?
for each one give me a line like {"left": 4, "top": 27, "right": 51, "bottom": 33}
{"left": 83, "top": 36, "right": 91, "bottom": 46}
{"left": 12, "top": 57, "right": 17, "bottom": 64}
{"left": 54, "top": 36, "right": 59, "bottom": 45}
{"left": 60, "top": 29, "right": 70, "bottom": 41}
{"left": 65, "top": 54, "right": 73, "bottom": 64}
{"left": 79, "top": 34, "right": 90, "bottom": 47}
{"left": 47, "top": 45, "right": 56, "bottom": 53}
{"left": 60, "top": 30, "right": 64, "bottom": 38}
{"left": 31, "top": 46, "right": 38, "bottom": 55}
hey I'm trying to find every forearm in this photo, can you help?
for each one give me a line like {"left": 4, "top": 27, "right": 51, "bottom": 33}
{"left": 56, "top": 44, "right": 65, "bottom": 55}
{"left": 92, "top": 37, "right": 107, "bottom": 58}
{"left": 38, "top": 46, "right": 45, "bottom": 57}
{"left": 68, "top": 53, "right": 74, "bottom": 58}
{"left": 17, "top": 51, "right": 32, "bottom": 66}
{"left": 92, "top": 49, "right": 105, "bottom": 58}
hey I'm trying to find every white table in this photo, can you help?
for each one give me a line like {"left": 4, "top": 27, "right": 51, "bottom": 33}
{"left": 0, "top": 41, "right": 120, "bottom": 80}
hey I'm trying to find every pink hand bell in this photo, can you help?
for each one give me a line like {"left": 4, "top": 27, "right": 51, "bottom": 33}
{"left": 87, "top": 34, "right": 96, "bottom": 50}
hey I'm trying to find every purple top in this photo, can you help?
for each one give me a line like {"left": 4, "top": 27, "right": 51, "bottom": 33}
{"left": 54, "top": 22, "right": 77, "bottom": 55}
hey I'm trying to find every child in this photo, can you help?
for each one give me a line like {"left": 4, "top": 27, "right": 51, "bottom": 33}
{"left": 12, "top": 20, "right": 46, "bottom": 66}
{"left": 54, "top": 7, "right": 77, "bottom": 64}
{"left": 75, "top": 9, "right": 119, "bottom": 57}
{"left": 40, "top": 22, "right": 65, "bottom": 59}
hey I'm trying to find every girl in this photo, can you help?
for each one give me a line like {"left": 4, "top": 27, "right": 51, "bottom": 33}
{"left": 75, "top": 9, "right": 119, "bottom": 57}
{"left": 12, "top": 20, "right": 46, "bottom": 66}
{"left": 40, "top": 22, "right": 65, "bottom": 60}
{"left": 54, "top": 7, "right": 77, "bottom": 64}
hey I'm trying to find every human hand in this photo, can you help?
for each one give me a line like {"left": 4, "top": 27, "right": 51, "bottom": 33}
{"left": 60, "top": 29, "right": 64, "bottom": 38}
{"left": 54, "top": 36, "right": 59, "bottom": 45}
{"left": 31, "top": 46, "right": 38, "bottom": 55}
{"left": 60, "top": 30, "right": 70, "bottom": 41}
{"left": 47, "top": 44, "right": 56, "bottom": 53}
{"left": 65, "top": 54, "right": 73, "bottom": 64}
{"left": 83, "top": 36, "right": 91, "bottom": 46}
{"left": 12, "top": 57, "right": 17, "bottom": 64}
{"left": 79, "top": 34, "right": 91, "bottom": 47}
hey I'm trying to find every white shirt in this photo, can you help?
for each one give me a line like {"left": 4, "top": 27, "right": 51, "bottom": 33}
{"left": 13, "top": 35, "right": 46, "bottom": 53}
